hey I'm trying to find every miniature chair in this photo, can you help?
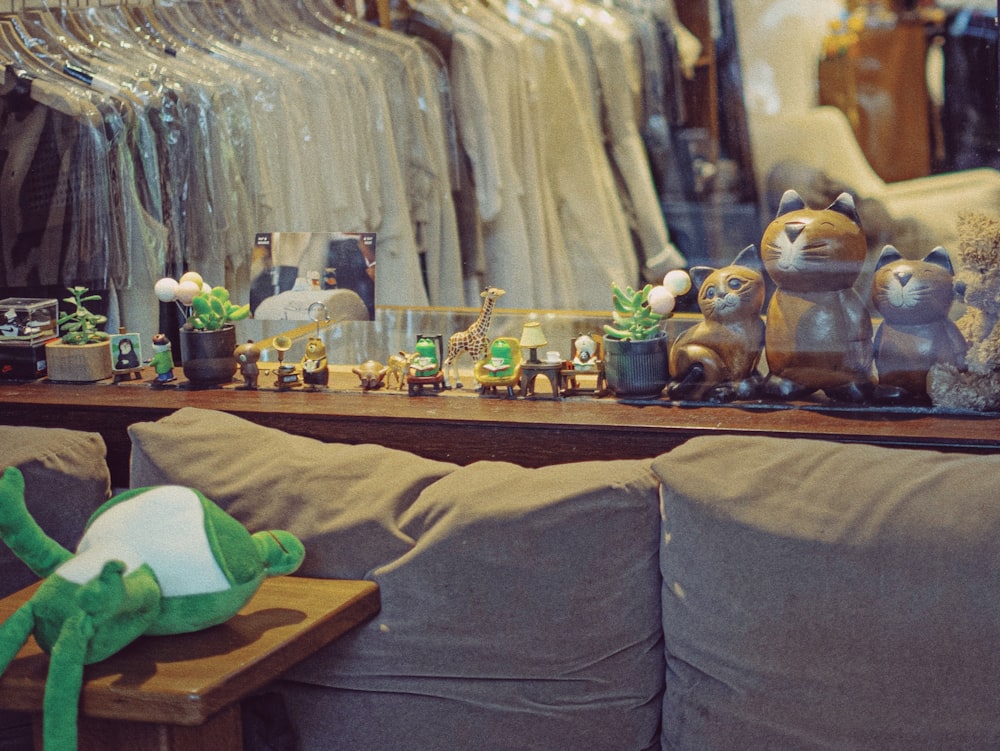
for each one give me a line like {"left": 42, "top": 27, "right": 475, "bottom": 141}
{"left": 732, "top": 0, "right": 1000, "bottom": 255}
{"left": 474, "top": 337, "right": 523, "bottom": 397}
{"left": 559, "top": 333, "right": 606, "bottom": 397}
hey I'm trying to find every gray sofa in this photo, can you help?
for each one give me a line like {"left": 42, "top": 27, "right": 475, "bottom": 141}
{"left": 3, "top": 407, "right": 1000, "bottom": 750}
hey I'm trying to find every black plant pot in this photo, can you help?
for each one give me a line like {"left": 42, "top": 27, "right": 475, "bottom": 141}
{"left": 604, "top": 335, "right": 670, "bottom": 399}
{"left": 180, "top": 326, "right": 237, "bottom": 387}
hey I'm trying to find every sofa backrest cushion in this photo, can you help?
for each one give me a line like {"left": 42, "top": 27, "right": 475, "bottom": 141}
{"left": 0, "top": 426, "right": 111, "bottom": 598}
{"left": 653, "top": 435, "right": 1000, "bottom": 751}
{"left": 129, "top": 407, "right": 665, "bottom": 751}
{"left": 128, "top": 407, "right": 456, "bottom": 579}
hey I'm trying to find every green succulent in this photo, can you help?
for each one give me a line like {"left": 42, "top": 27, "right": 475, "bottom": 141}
{"left": 57, "top": 287, "right": 110, "bottom": 345}
{"left": 186, "top": 287, "right": 251, "bottom": 331}
{"left": 603, "top": 282, "right": 665, "bottom": 341}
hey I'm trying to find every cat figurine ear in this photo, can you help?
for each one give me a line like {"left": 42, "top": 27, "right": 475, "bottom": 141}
{"left": 829, "top": 192, "right": 863, "bottom": 226}
{"left": 776, "top": 189, "right": 807, "bottom": 215}
{"left": 875, "top": 245, "right": 905, "bottom": 271}
{"left": 923, "top": 246, "right": 954, "bottom": 274}
{"left": 732, "top": 244, "right": 763, "bottom": 273}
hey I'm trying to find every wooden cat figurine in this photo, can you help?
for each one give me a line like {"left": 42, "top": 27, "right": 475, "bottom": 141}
{"left": 872, "top": 245, "right": 966, "bottom": 402}
{"left": 668, "top": 245, "right": 766, "bottom": 402}
{"left": 760, "top": 190, "right": 875, "bottom": 401}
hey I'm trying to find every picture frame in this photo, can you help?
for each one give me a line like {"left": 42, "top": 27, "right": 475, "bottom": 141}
{"left": 110, "top": 333, "right": 142, "bottom": 375}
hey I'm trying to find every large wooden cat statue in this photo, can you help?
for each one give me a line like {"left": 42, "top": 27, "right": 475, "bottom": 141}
{"left": 668, "top": 245, "right": 766, "bottom": 402}
{"left": 871, "top": 245, "right": 966, "bottom": 402}
{"left": 760, "top": 190, "right": 875, "bottom": 401}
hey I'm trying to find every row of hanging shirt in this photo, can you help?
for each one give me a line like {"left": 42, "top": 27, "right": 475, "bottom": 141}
{"left": 0, "top": 0, "right": 691, "bottom": 341}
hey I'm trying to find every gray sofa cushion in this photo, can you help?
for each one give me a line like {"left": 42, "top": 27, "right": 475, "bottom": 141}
{"left": 129, "top": 407, "right": 664, "bottom": 751}
{"left": 653, "top": 435, "right": 1000, "bottom": 751}
{"left": 0, "top": 425, "right": 111, "bottom": 597}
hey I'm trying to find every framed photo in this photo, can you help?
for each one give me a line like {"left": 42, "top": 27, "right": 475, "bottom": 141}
{"left": 110, "top": 333, "right": 142, "bottom": 374}
{"left": 249, "top": 231, "right": 376, "bottom": 321}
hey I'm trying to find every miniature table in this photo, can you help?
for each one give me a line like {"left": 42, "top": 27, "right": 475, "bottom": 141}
{"left": 0, "top": 576, "right": 379, "bottom": 751}
{"left": 519, "top": 360, "right": 562, "bottom": 399}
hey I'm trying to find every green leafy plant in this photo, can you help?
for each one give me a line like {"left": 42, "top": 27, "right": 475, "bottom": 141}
{"left": 603, "top": 283, "right": 666, "bottom": 341}
{"left": 57, "top": 287, "right": 110, "bottom": 345}
{"left": 185, "top": 287, "right": 251, "bottom": 331}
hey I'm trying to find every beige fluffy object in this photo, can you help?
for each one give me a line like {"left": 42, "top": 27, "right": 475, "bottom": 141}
{"left": 929, "top": 211, "right": 1000, "bottom": 411}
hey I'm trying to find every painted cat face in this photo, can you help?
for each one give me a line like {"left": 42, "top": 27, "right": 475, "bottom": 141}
{"left": 690, "top": 250, "right": 765, "bottom": 322}
{"left": 761, "top": 190, "right": 868, "bottom": 292}
{"left": 872, "top": 246, "right": 955, "bottom": 326}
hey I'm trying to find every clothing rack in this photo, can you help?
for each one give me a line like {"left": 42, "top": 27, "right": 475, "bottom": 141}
{"left": 0, "top": 0, "right": 391, "bottom": 29}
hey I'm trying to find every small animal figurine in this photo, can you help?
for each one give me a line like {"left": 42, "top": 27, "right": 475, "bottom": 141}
{"left": 353, "top": 360, "right": 389, "bottom": 390}
{"left": 301, "top": 337, "right": 329, "bottom": 390}
{"left": 668, "top": 245, "right": 766, "bottom": 402}
{"left": 760, "top": 190, "right": 875, "bottom": 402}
{"left": 443, "top": 287, "right": 505, "bottom": 388}
{"left": 386, "top": 351, "right": 414, "bottom": 390}
{"left": 0, "top": 466, "right": 304, "bottom": 751}
{"left": 871, "top": 245, "right": 966, "bottom": 402}
{"left": 234, "top": 339, "right": 261, "bottom": 390}
{"left": 149, "top": 333, "right": 175, "bottom": 386}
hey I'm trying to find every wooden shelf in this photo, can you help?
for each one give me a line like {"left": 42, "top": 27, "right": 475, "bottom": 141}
{"left": 1, "top": 378, "right": 997, "bottom": 488}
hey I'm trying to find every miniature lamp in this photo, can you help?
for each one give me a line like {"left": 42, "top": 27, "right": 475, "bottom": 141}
{"left": 519, "top": 322, "right": 547, "bottom": 364}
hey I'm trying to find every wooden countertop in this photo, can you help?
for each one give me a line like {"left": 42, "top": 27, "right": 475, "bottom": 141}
{"left": 1, "top": 373, "right": 997, "bottom": 488}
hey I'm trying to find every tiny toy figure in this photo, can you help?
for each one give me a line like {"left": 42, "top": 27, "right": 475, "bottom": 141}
{"left": 407, "top": 335, "right": 446, "bottom": 395}
{"left": 483, "top": 338, "right": 513, "bottom": 377}
{"left": 443, "top": 286, "right": 505, "bottom": 388}
{"left": 234, "top": 339, "right": 261, "bottom": 390}
{"left": 571, "top": 334, "right": 599, "bottom": 371}
{"left": 149, "top": 333, "right": 176, "bottom": 386}
{"left": 0, "top": 308, "right": 39, "bottom": 338}
{"left": 353, "top": 360, "right": 388, "bottom": 390}
{"left": 272, "top": 335, "right": 300, "bottom": 391}
{"left": 301, "top": 337, "right": 329, "bottom": 390}
{"left": 386, "top": 351, "right": 414, "bottom": 390}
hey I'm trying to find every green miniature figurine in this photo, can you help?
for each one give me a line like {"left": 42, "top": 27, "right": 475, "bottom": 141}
{"left": 149, "top": 333, "right": 175, "bottom": 385}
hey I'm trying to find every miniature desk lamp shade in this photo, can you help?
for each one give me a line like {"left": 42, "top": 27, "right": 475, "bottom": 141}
{"left": 520, "top": 322, "right": 547, "bottom": 363}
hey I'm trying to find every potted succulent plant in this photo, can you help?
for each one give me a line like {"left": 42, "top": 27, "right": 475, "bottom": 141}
{"left": 155, "top": 272, "right": 251, "bottom": 387}
{"left": 45, "top": 287, "right": 114, "bottom": 383}
{"left": 603, "top": 271, "right": 690, "bottom": 399}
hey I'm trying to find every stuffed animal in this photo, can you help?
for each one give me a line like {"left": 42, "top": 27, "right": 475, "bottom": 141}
{"left": 928, "top": 211, "right": 1000, "bottom": 411}
{"left": 0, "top": 466, "right": 305, "bottom": 751}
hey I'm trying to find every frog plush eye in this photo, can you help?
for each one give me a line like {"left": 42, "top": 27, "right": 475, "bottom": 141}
{"left": 254, "top": 530, "right": 306, "bottom": 576}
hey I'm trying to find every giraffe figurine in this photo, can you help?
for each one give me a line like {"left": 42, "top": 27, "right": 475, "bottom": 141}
{"left": 444, "top": 287, "right": 506, "bottom": 388}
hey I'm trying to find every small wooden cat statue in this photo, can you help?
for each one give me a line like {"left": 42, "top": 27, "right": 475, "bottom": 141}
{"left": 760, "top": 189, "right": 875, "bottom": 401}
{"left": 872, "top": 245, "right": 966, "bottom": 402}
{"left": 668, "top": 245, "right": 766, "bottom": 402}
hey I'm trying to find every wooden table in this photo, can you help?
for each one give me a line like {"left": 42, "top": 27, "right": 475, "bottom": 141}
{"left": 1, "top": 377, "right": 998, "bottom": 489}
{"left": 0, "top": 576, "right": 379, "bottom": 751}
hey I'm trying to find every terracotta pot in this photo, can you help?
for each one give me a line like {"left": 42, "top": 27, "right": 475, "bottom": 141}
{"left": 44, "top": 340, "right": 113, "bottom": 383}
{"left": 180, "top": 326, "right": 237, "bottom": 387}
{"left": 604, "top": 335, "right": 669, "bottom": 399}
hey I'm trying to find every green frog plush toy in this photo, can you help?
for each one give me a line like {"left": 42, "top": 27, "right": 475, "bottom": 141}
{"left": 0, "top": 466, "right": 305, "bottom": 751}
